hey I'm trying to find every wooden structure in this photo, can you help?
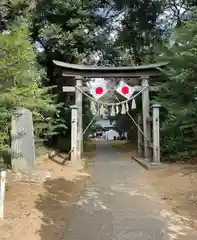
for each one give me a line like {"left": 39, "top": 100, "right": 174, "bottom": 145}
{"left": 53, "top": 60, "right": 168, "bottom": 165}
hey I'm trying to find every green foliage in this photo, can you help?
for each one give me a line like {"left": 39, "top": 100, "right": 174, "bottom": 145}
{"left": 114, "top": 0, "right": 163, "bottom": 64}
{"left": 31, "top": 0, "right": 106, "bottom": 62}
{"left": 157, "top": 14, "right": 197, "bottom": 161}
{"left": 0, "top": 21, "right": 55, "bottom": 167}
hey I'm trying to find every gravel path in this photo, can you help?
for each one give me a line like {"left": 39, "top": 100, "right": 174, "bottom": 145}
{"left": 62, "top": 141, "right": 197, "bottom": 240}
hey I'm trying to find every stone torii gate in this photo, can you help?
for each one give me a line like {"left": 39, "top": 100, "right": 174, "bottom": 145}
{"left": 53, "top": 60, "right": 168, "bottom": 165}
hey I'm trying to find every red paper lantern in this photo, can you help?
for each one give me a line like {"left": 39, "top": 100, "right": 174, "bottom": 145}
{"left": 95, "top": 87, "right": 104, "bottom": 95}
{"left": 121, "top": 86, "right": 129, "bottom": 94}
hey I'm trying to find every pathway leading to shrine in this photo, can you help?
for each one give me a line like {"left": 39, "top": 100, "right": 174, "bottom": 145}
{"left": 63, "top": 141, "right": 197, "bottom": 240}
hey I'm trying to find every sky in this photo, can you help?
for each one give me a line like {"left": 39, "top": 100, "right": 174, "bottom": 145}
{"left": 35, "top": 41, "right": 44, "bottom": 53}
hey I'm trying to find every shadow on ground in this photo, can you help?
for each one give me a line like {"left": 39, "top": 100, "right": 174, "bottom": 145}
{"left": 35, "top": 176, "right": 87, "bottom": 240}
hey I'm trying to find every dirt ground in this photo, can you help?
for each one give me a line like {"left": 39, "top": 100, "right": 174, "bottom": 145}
{"left": 147, "top": 164, "right": 197, "bottom": 230}
{"left": 0, "top": 152, "right": 90, "bottom": 240}
{"left": 1, "top": 141, "right": 197, "bottom": 239}
{"left": 112, "top": 141, "right": 197, "bottom": 229}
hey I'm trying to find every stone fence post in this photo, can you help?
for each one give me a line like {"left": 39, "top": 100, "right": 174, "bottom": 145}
{"left": 152, "top": 104, "right": 161, "bottom": 163}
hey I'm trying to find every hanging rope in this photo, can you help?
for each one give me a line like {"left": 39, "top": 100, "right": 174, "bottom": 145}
{"left": 63, "top": 83, "right": 150, "bottom": 163}
{"left": 81, "top": 113, "right": 99, "bottom": 137}
{"left": 115, "top": 96, "right": 150, "bottom": 142}
{"left": 76, "top": 85, "right": 149, "bottom": 106}
{"left": 63, "top": 112, "right": 99, "bottom": 163}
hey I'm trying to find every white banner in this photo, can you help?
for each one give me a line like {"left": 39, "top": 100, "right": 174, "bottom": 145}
{"left": 116, "top": 80, "right": 136, "bottom": 100}
{"left": 90, "top": 79, "right": 108, "bottom": 100}
{"left": 91, "top": 85, "right": 108, "bottom": 100}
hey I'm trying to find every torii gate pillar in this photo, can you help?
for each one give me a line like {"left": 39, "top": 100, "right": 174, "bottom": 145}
{"left": 75, "top": 76, "right": 83, "bottom": 161}
{"left": 62, "top": 78, "right": 88, "bottom": 163}
{"left": 141, "top": 78, "right": 151, "bottom": 160}
{"left": 70, "top": 105, "right": 78, "bottom": 162}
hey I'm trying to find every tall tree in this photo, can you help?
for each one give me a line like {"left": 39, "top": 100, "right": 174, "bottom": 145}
{"left": 29, "top": 0, "right": 113, "bottom": 150}
{"left": 113, "top": 0, "right": 163, "bottom": 64}
{"left": 0, "top": 20, "right": 55, "bottom": 167}
{"left": 156, "top": 13, "right": 197, "bottom": 161}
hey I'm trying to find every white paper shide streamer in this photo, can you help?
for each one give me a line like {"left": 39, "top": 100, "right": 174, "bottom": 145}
{"left": 131, "top": 98, "right": 136, "bottom": 109}
{"left": 0, "top": 170, "right": 6, "bottom": 220}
